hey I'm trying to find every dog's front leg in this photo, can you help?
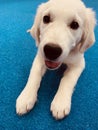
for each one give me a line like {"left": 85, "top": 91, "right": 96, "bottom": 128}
{"left": 16, "top": 53, "right": 46, "bottom": 115}
{"left": 51, "top": 59, "right": 85, "bottom": 120}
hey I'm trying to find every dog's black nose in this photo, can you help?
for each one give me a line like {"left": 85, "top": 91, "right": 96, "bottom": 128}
{"left": 44, "top": 44, "right": 62, "bottom": 60}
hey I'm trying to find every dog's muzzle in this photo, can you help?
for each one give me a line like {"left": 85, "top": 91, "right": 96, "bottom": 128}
{"left": 43, "top": 43, "right": 62, "bottom": 70}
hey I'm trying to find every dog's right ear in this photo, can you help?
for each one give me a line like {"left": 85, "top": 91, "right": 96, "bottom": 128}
{"left": 27, "top": 3, "right": 48, "bottom": 46}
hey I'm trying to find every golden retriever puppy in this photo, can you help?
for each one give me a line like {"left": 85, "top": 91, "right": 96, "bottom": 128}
{"left": 16, "top": 0, "right": 96, "bottom": 120}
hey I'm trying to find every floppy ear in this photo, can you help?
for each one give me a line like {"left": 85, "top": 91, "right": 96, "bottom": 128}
{"left": 79, "top": 8, "right": 96, "bottom": 53}
{"left": 27, "top": 3, "right": 47, "bottom": 46}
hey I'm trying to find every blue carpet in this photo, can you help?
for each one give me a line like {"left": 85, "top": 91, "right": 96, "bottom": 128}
{"left": 0, "top": 0, "right": 98, "bottom": 129}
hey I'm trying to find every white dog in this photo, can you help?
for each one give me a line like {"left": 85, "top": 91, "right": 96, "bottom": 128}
{"left": 16, "top": 0, "right": 96, "bottom": 120}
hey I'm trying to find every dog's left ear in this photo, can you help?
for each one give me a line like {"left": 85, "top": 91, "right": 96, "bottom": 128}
{"left": 79, "top": 8, "right": 96, "bottom": 53}
{"left": 27, "top": 3, "right": 47, "bottom": 46}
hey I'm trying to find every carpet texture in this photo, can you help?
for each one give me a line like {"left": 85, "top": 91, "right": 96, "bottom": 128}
{"left": 0, "top": 0, "right": 98, "bottom": 129}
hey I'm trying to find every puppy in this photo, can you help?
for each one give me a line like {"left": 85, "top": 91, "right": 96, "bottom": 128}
{"left": 16, "top": 0, "right": 96, "bottom": 120}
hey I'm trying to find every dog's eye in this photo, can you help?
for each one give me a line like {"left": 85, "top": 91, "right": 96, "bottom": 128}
{"left": 43, "top": 15, "right": 51, "bottom": 24}
{"left": 70, "top": 21, "right": 79, "bottom": 30}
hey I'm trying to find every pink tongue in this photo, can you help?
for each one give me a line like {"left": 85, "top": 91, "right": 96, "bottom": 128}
{"left": 45, "top": 60, "right": 60, "bottom": 69}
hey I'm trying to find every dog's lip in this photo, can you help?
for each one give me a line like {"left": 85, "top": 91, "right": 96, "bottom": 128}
{"left": 45, "top": 60, "right": 61, "bottom": 70}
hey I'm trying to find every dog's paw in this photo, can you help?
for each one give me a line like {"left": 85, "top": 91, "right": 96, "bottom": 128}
{"left": 16, "top": 89, "right": 37, "bottom": 115}
{"left": 50, "top": 94, "right": 71, "bottom": 120}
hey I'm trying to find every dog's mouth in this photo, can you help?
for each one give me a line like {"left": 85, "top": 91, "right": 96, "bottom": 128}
{"left": 45, "top": 60, "right": 61, "bottom": 70}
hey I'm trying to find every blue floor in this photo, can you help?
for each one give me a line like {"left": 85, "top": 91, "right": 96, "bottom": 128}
{"left": 0, "top": 0, "right": 98, "bottom": 130}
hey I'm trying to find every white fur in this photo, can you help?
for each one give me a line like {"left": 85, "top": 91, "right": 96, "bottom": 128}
{"left": 16, "top": 0, "right": 96, "bottom": 119}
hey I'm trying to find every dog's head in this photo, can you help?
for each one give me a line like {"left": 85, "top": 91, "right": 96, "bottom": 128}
{"left": 28, "top": 0, "right": 96, "bottom": 70}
